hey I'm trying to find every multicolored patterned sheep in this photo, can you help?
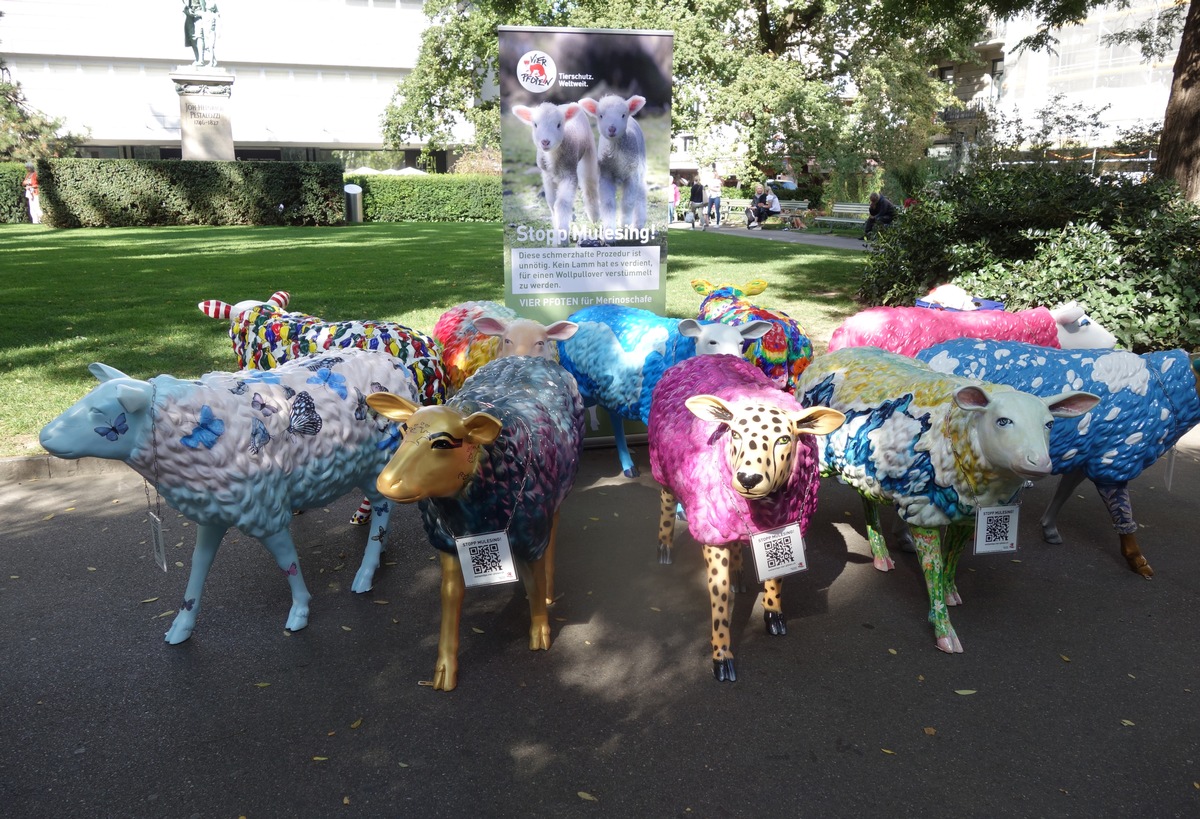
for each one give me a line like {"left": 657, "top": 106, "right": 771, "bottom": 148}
{"left": 692, "top": 279, "right": 815, "bottom": 392}
{"left": 558, "top": 304, "right": 771, "bottom": 477}
{"left": 649, "top": 355, "right": 845, "bottom": 682}
{"left": 826, "top": 301, "right": 1117, "bottom": 357}
{"left": 918, "top": 340, "right": 1200, "bottom": 578}
{"left": 38, "top": 349, "right": 419, "bottom": 643}
{"left": 431, "top": 300, "right": 578, "bottom": 392}
{"left": 796, "top": 347, "right": 1099, "bottom": 654}
{"left": 367, "top": 356, "right": 585, "bottom": 691}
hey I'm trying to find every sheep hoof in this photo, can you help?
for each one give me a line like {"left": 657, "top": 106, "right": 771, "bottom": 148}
{"left": 432, "top": 660, "right": 458, "bottom": 692}
{"left": 764, "top": 611, "right": 787, "bottom": 636}
{"left": 351, "top": 570, "right": 374, "bottom": 594}
{"left": 712, "top": 658, "right": 737, "bottom": 682}
{"left": 623, "top": 465, "right": 640, "bottom": 478}
{"left": 658, "top": 544, "right": 673, "bottom": 564}
{"left": 349, "top": 510, "right": 370, "bottom": 525}
{"left": 529, "top": 622, "right": 551, "bottom": 651}
{"left": 1042, "top": 525, "right": 1063, "bottom": 545}
{"left": 935, "top": 630, "right": 963, "bottom": 654}
{"left": 164, "top": 616, "right": 195, "bottom": 645}
{"left": 731, "top": 570, "right": 748, "bottom": 594}
{"left": 285, "top": 604, "right": 310, "bottom": 632}
{"left": 873, "top": 555, "right": 895, "bottom": 572}
{"left": 945, "top": 589, "right": 963, "bottom": 606}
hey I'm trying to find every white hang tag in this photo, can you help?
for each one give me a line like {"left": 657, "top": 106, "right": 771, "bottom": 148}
{"left": 149, "top": 512, "right": 167, "bottom": 572}
{"left": 455, "top": 531, "right": 519, "bottom": 588}
{"left": 750, "top": 522, "right": 808, "bottom": 582}
{"left": 974, "top": 504, "right": 1020, "bottom": 555}
{"left": 1165, "top": 447, "right": 1177, "bottom": 493}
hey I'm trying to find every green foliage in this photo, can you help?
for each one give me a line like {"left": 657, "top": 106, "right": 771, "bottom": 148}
{"left": 0, "top": 70, "right": 88, "bottom": 161}
{"left": 861, "top": 165, "right": 1200, "bottom": 351}
{"left": 1, "top": 160, "right": 30, "bottom": 222}
{"left": 38, "top": 159, "right": 344, "bottom": 227}
{"left": 347, "top": 174, "right": 501, "bottom": 222}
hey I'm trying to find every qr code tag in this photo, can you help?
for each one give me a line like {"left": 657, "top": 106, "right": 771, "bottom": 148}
{"left": 454, "top": 531, "right": 519, "bottom": 588}
{"left": 974, "top": 504, "right": 1019, "bottom": 555}
{"left": 149, "top": 512, "right": 167, "bottom": 572}
{"left": 750, "top": 522, "right": 808, "bottom": 581}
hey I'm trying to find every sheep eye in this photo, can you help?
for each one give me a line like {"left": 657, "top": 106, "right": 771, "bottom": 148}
{"left": 996, "top": 417, "right": 1012, "bottom": 428}
{"left": 776, "top": 435, "right": 791, "bottom": 446}
{"left": 430, "top": 439, "right": 458, "bottom": 450}
{"left": 1079, "top": 318, "right": 1091, "bottom": 326}
{"left": 1045, "top": 420, "right": 1055, "bottom": 431}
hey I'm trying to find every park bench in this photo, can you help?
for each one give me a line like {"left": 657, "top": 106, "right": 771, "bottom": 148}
{"left": 722, "top": 198, "right": 809, "bottom": 226}
{"left": 813, "top": 202, "right": 871, "bottom": 230}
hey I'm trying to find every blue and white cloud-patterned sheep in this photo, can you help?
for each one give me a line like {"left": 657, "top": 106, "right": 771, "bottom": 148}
{"left": 39, "top": 349, "right": 418, "bottom": 644}
{"left": 558, "top": 304, "right": 771, "bottom": 477}
{"left": 796, "top": 347, "right": 1099, "bottom": 654}
{"left": 367, "top": 356, "right": 585, "bottom": 692}
{"left": 918, "top": 340, "right": 1200, "bottom": 578}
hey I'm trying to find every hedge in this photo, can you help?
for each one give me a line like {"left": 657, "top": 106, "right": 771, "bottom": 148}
{"left": 36, "top": 158, "right": 345, "bottom": 227}
{"left": 345, "top": 173, "right": 501, "bottom": 222}
{"left": 2, "top": 162, "right": 33, "bottom": 223}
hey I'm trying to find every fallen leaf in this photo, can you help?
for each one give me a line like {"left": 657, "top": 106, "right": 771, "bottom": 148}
{"left": 588, "top": 517, "right": 600, "bottom": 521}
{"left": 578, "top": 791, "right": 599, "bottom": 802}
{"left": 312, "top": 756, "right": 328, "bottom": 762}
{"left": 954, "top": 689, "right": 977, "bottom": 696}
{"left": 1193, "top": 782, "right": 1198, "bottom": 790}
{"left": 1010, "top": 559, "right": 1022, "bottom": 563}
{"left": 398, "top": 762, "right": 409, "bottom": 768}
{"left": 343, "top": 797, "right": 350, "bottom": 805}
{"left": 65, "top": 507, "right": 76, "bottom": 512}
{"left": 472, "top": 627, "right": 485, "bottom": 634}
{"left": 9, "top": 576, "right": 17, "bottom": 580}
{"left": 888, "top": 648, "right": 898, "bottom": 655}
{"left": 881, "top": 748, "right": 896, "bottom": 755}
{"left": 341, "top": 626, "right": 352, "bottom": 632}
{"left": 174, "top": 561, "right": 184, "bottom": 568}
{"left": 385, "top": 561, "right": 397, "bottom": 566}
{"left": 923, "top": 727, "right": 937, "bottom": 736}
{"left": 1060, "top": 654, "right": 1071, "bottom": 662}
{"left": 87, "top": 567, "right": 97, "bottom": 572}
{"left": 1128, "top": 674, "right": 1136, "bottom": 679}
{"left": 255, "top": 682, "right": 271, "bottom": 688}
{"left": 328, "top": 731, "right": 336, "bottom": 736}
{"left": 650, "top": 607, "right": 662, "bottom": 612}
{"left": 584, "top": 640, "right": 592, "bottom": 645}
{"left": 374, "top": 600, "right": 389, "bottom": 605}
{"left": 157, "top": 610, "right": 175, "bottom": 619}
{"left": 1120, "top": 719, "right": 1135, "bottom": 727}
{"left": 140, "top": 597, "right": 159, "bottom": 604}
{"left": 917, "top": 675, "right": 925, "bottom": 682}
{"left": 350, "top": 718, "right": 363, "bottom": 729}
{"left": 42, "top": 514, "right": 54, "bottom": 521}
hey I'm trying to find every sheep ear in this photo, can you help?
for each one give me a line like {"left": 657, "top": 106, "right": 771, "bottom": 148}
{"left": 366, "top": 393, "right": 419, "bottom": 422}
{"left": 1043, "top": 391, "right": 1100, "bottom": 418}
{"left": 544, "top": 320, "right": 578, "bottom": 341}
{"left": 473, "top": 317, "right": 509, "bottom": 337}
{"left": 1050, "top": 301, "right": 1084, "bottom": 324}
{"left": 627, "top": 95, "right": 646, "bottom": 115}
{"left": 691, "top": 279, "right": 716, "bottom": 296}
{"left": 737, "top": 320, "right": 773, "bottom": 340}
{"left": 578, "top": 97, "right": 598, "bottom": 116}
{"left": 685, "top": 395, "right": 735, "bottom": 424}
{"left": 741, "top": 279, "right": 769, "bottom": 296}
{"left": 677, "top": 319, "right": 703, "bottom": 339}
{"left": 561, "top": 102, "right": 582, "bottom": 120}
{"left": 790, "top": 406, "right": 845, "bottom": 436}
{"left": 116, "top": 382, "right": 154, "bottom": 415}
{"left": 197, "top": 299, "right": 232, "bottom": 319}
{"left": 511, "top": 105, "right": 533, "bottom": 124}
{"left": 268, "top": 290, "right": 290, "bottom": 308}
{"left": 462, "top": 412, "right": 502, "bottom": 446}
{"left": 89, "top": 362, "right": 130, "bottom": 383}
{"left": 952, "top": 385, "right": 991, "bottom": 411}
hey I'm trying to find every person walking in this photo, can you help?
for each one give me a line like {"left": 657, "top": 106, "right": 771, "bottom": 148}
{"left": 23, "top": 162, "right": 42, "bottom": 225}
{"left": 688, "top": 178, "right": 708, "bottom": 229}
{"left": 669, "top": 177, "right": 680, "bottom": 223}
{"left": 707, "top": 175, "right": 723, "bottom": 227}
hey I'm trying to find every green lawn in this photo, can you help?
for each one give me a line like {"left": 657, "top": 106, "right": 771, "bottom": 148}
{"left": 0, "top": 223, "right": 864, "bottom": 457}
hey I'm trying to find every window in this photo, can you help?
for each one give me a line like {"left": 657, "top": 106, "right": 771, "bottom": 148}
{"left": 938, "top": 66, "right": 955, "bottom": 83}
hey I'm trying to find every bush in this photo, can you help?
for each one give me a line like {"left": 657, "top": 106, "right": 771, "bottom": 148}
{"left": 1, "top": 161, "right": 32, "bottom": 223}
{"left": 38, "top": 158, "right": 344, "bottom": 227}
{"left": 347, "top": 173, "right": 500, "bottom": 222}
{"left": 860, "top": 166, "right": 1200, "bottom": 351}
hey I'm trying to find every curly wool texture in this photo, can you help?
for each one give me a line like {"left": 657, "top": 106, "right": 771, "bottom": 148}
{"left": 417, "top": 357, "right": 585, "bottom": 561}
{"left": 797, "top": 347, "right": 1033, "bottom": 528}
{"left": 227, "top": 304, "right": 447, "bottom": 405}
{"left": 696, "top": 286, "right": 814, "bottom": 391}
{"left": 432, "top": 300, "right": 516, "bottom": 390}
{"left": 558, "top": 304, "right": 705, "bottom": 424}
{"left": 919, "top": 341, "right": 1200, "bottom": 485}
{"left": 126, "top": 350, "right": 418, "bottom": 538}
{"left": 648, "top": 356, "right": 822, "bottom": 546}
{"left": 827, "top": 306, "right": 1060, "bottom": 357}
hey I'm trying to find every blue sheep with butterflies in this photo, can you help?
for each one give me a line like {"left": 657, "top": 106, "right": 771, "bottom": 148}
{"left": 39, "top": 348, "right": 421, "bottom": 644}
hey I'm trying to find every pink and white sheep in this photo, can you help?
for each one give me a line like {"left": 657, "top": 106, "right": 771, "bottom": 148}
{"left": 648, "top": 354, "right": 845, "bottom": 682}
{"left": 38, "top": 349, "right": 419, "bottom": 643}
{"left": 826, "top": 302, "right": 1117, "bottom": 357}
{"left": 511, "top": 101, "right": 600, "bottom": 246}
{"left": 431, "top": 300, "right": 578, "bottom": 392}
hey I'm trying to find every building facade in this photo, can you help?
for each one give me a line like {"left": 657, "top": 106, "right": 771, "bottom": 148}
{"left": 0, "top": 0, "right": 456, "bottom": 167}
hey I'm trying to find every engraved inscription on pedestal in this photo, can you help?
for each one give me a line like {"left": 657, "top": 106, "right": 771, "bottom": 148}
{"left": 170, "top": 70, "right": 235, "bottom": 161}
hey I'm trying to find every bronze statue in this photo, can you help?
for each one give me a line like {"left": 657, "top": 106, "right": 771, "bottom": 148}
{"left": 182, "top": 0, "right": 219, "bottom": 67}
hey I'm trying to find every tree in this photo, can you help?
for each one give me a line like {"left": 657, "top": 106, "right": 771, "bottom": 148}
{"left": 1, "top": 12, "right": 86, "bottom": 160}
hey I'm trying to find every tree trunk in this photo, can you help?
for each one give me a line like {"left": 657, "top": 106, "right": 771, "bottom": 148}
{"left": 1157, "top": 0, "right": 1200, "bottom": 202}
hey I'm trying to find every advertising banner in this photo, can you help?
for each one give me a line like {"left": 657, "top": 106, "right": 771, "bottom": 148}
{"left": 498, "top": 26, "right": 674, "bottom": 325}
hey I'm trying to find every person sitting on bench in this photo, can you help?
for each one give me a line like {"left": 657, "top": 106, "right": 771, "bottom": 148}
{"left": 864, "top": 192, "right": 896, "bottom": 238}
{"left": 746, "top": 184, "right": 779, "bottom": 228}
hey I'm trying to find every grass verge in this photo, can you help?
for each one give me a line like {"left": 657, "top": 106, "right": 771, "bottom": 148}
{"left": 0, "top": 223, "right": 863, "bottom": 458}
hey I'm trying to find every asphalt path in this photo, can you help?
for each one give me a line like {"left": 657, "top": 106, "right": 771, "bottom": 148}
{"left": 1, "top": 426, "right": 1198, "bottom": 818}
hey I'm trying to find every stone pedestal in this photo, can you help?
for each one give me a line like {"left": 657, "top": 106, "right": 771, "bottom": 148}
{"left": 170, "top": 69, "right": 235, "bottom": 161}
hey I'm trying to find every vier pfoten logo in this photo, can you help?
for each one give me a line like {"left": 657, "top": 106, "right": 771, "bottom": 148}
{"left": 517, "top": 50, "right": 556, "bottom": 93}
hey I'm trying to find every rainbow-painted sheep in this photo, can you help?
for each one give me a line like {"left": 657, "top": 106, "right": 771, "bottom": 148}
{"left": 827, "top": 302, "right": 1117, "bottom": 357}
{"left": 558, "top": 304, "right": 771, "bottom": 477}
{"left": 692, "top": 279, "right": 815, "bottom": 392}
{"left": 918, "top": 340, "right": 1200, "bottom": 578}
{"left": 796, "top": 347, "right": 1098, "bottom": 653}
{"left": 368, "top": 356, "right": 585, "bottom": 691}
{"left": 432, "top": 300, "right": 578, "bottom": 392}
{"left": 39, "top": 349, "right": 418, "bottom": 643}
{"left": 649, "top": 355, "right": 845, "bottom": 681}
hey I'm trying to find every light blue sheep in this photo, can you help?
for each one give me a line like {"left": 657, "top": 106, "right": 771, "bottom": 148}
{"left": 558, "top": 304, "right": 771, "bottom": 477}
{"left": 38, "top": 349, "right": 418, "bottom": 643}
{"left": 918, "top": 340, "right": 1200, "bottom": 578}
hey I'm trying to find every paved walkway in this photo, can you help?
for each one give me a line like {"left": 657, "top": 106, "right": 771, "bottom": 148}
{"left": 670, "top": 220, "right": 866, "bottom": 251}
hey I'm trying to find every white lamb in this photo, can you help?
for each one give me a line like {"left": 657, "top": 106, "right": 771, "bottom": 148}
{"left": 511, "top": 101, "right": 600, "bottom": 246}
{"left": 579, "top": 94, "right": 647, "bottom": 234}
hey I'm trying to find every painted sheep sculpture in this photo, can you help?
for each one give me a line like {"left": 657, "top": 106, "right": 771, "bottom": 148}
{"left": 432, "top": 300, "right": 578, "bottom": 392}
{"left": 558, "top": 304, "right": 772, "bottom": 477}
{"left": 918, "top": 340, "right": 1200, "bottom": 578}
{"left": 649, "top": 355, "right": 845, "bottom": 681}
{"left": 692, "top": 279, "right": 815, "bottom": 392}
{"left": 826, "top": 302, "right": 1117, "bottom": 357}
{"left": 367, "top": 356, "right": 585, "bottom": 691}
{"left": 38, "top": 349, "right": 419, "bottom": 643}
{"left": 796, "top": 347, "right": 1099, "bottom": 654}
